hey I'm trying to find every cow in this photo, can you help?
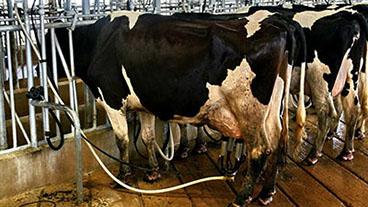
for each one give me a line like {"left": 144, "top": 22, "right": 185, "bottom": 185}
{"left": 46, "top": 10, "right": 307, "bottom": 206}
{"left": 242, "top": 6, "right": 368, "bottom": 164}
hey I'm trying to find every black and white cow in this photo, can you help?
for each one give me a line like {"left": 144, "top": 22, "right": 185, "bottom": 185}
{"left": 46, "top": 10, "right": 307, "bottom": 206}
{"left": 242, "top": 6, "right": 368, "bottom": 164}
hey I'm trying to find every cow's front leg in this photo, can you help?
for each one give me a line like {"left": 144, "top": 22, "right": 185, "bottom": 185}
{"left": 139, "top": 112, "right": 161, "bottom": 182}
{"left": 194, "top": 126, "right": 208, "bottom": 154}
{"left": 98, "top": 99, "right": 131, "bottom": 182}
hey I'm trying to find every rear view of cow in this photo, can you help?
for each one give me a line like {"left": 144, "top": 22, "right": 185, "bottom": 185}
{"left": 45, "top": 10, "right": 307, "bottom": 206}
{"left": 292, "top": 9, "right": 368, "bottom": 164}
{"left": 246, "top": 6, "right": 368, "bottom": 165}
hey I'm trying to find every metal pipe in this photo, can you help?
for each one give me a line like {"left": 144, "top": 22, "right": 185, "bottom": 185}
{"left": 0, "top": 20, "right": 97, "bottom": 33}
{"left": 7, "top": 0, "right": 18, "bottom": 89}
{"left": 6, "top": 31, "right": 17, "bottom": 148}
{"left": 68, "top": 30, "right": 79, "bottom": 123}
{"left": 94, "top": 0, "right": 101, "bottom": 14}
{"left": 0, "top": 36, "right": 8, "bottom": 150}
{"left": 39, "top": 0, "right": 50, "bottom": 143}
{"left": 51, "top": 28, "right": 61, "bottom": 138}
{"left": 154, "top": 0, "right": 161, "bottom": 14}
{"left": 82, "top": 0, "right": 90, "bottom": 16}
{"left": 30, "top": 100, "right": 83, "bottom": 205}
{"left": 21, "top": 0, "right": 38, "bottom": 148}
{"left": 65, "top": 0, "right": 72, "bottom": 12}
{"left": 82, "top": 0, "right": 94, "bottom": 130}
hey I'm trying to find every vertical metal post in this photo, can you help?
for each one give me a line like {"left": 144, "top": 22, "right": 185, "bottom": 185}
{"left": 65, "top": 0, "right": 72, "bottom": 11}
{"left": 82, "top": 0, "right": 91, "bottom": 15}
{"left": 0, "top": 36, "right": 8, "bottom": 150}
{"left": 222, "top": 0, "right": 225, "bottom": 12}
{"left": 6, "top": 31, "right": 17, "bottom": 148}
{"left": 21, "top": 0, "right": 38, "bottom": 147}
{"left": 7, "top": 0, "right": 19, "bottom": 89}
{"left": 67, "top": 6, "right": 84, "bottom": 205}
{"left": 154, "top": 0, "right": 161, "bottom": 14}
{"left": 82, "top": 0, "right": 94, "bottom": 129}
{"left": 74, "top": 113, "right": 83, "bottom": 205}
{"left": 39, "top": 0, "right": 51, "bottom": 144}
{"left": 51, "top": 28, "right": 61, "bottom": 138}
{"left": 94, "top": 0, "right": 101, "bottom": 14}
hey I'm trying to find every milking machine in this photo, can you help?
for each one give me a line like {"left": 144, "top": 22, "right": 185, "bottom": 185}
{"left": 218, "top": 137, "right": 246, "bottom": 176}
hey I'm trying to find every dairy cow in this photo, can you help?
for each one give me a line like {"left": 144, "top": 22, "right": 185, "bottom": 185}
{"left": 243, "top": 6, "right": 368, "bottom": 164}
{"left": 46, "top": 11, "right": 307, "bottom": 206}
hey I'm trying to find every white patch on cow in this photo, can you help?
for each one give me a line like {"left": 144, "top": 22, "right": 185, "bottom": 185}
{"left": 293, "top": 10, "right": 337, "bottom": 29}
{"left": 121, "top": 65, "right": 137, "bottom": 97}
{"left": 120, "top": 65, "right": 144, "bottom": 110}
{"left": 110, "top": 11, "right": 141, "bottom": 29}
{"left": 312, "top": 51, "right": 331, "bottom": 74}
{"left": 245, "top": 10, "right": 273, "bottom": 38}
{"left": 96, "top": 88, "right": 128, "bottom": 139}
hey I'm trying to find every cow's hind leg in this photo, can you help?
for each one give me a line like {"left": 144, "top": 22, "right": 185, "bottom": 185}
{"left": 337, "top": 92, "right": 360, "bottom": 161}
{"left": 258, "top": 152, "right": 278, "bottom": 206}
{"left": 231, "top": 151, "right": 268, "bottom": 207}
{"left": 139, "top": 112, "right": 161, "bottom": 182}
{"left": 194, "top": 126, "right": 208, "bottom": 154}
{"left": 356, "top": 73, "right": 368, "bottom": 139}
{"left": 304, "top": 100, "right": 330, "bottom": 165}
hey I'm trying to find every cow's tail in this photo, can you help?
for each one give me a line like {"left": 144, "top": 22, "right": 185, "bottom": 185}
{"left": 292, "top": 21, "right": 307, "bottom": 161}
{"left": 277, "top": 17, "right": 297, "bottom": 166}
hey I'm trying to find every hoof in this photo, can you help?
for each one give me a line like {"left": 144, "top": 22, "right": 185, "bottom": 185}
{"left": 144, "top": 170, "right": 161, "bottom": 183}
{"left": 194, "top": 143, "right": 208, "bottom": 154}
{"left": 337, "top": 150, "right": 354, "bottom": 161}
{"left": 258, "top": 196, "right": 273, "bottom": 206}
{"left": 177, "top": 147, "right": 190, "bottom": 159}
{"left": 304, "top": 151, "right": 322, "bottom": 166}
{"left": 327, "top": 130, "right": 338, "bottom": 139}
{"left": 111, "top": 171, "right": 132, "bottom": 188}
{"left": 355, "top": 129, "right": 365, "bottom": 140}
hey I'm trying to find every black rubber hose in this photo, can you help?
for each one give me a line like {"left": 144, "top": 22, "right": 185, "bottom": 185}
{"left": 46, "top": 109, "right": 65, "bottom": 151}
